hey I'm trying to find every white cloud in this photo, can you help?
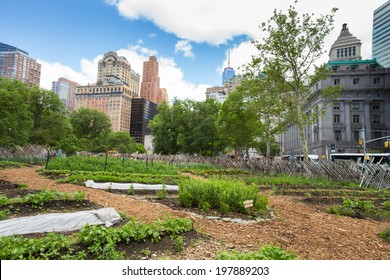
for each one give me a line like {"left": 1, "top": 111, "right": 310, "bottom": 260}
{"left": 174, "top": 40, "right": 195, "bottom": 58}
{"left": 158, "top": 56, "right": 207, "bottom": 101}
{"left": 38, "top": 58, "right": 99, "bottom": 90}
{"left": 39, "top": 44, "right": 208, "bottom": 102}
{"left": 107, "top": 0, "right": 384, "bottom": 61}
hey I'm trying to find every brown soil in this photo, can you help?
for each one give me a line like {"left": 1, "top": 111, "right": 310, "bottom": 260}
{"left": 1, "top": 166, "right": 390, "bottom": 260}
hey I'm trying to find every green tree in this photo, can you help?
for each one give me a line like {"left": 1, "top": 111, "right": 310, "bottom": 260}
{"left": 239, "top": 69, "right": 291, "bottom": 159}
{"left": 0, "top": 78, "right": 33, "bottom": 146}
{"left": 107, "top": 131, "right": 137, "bottom": 154}
{"left": 150, "top": 99, "right": 225, "bottom": 156}
{"left": 251, "top": 0, "right": 341, "bottom": 161}
{"left": 217, "top": 90, "right": 259, "bottom": 157}
{"left": 149, "top": 101, "right": 180, "bottom": 154}
{"left": 28, "top": 87, "right": 69, "bottom": 147}
{"left": 178, "top": 99, "right": 223, "bottom": 156}
{"left": 70, "top": 108, "right": 112, "bottom": 152}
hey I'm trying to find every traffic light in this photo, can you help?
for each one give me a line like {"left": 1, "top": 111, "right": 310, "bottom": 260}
{"left": 330, "top": 143, "right": 336, "bottom": 151}
{"left": 359, "top": 138, "right": 363, "bottom": 145}
{"left": 385, "top": 141, "right": 390, "bottom": 148}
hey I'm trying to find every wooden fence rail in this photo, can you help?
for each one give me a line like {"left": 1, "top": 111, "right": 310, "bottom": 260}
{"left": 148, "top": 154, "right": 389, "bottom": 190}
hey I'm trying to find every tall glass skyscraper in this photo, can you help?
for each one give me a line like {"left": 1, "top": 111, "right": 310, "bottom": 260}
{"left": 222, "top": 67, "right": 235, "bottom": 85}
{"left": 373, "top": 1, "right": 390, "bottom": 67}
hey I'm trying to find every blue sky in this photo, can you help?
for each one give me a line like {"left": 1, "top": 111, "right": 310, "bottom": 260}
{"left": 1, "top": 0, "right": 387, "bottom": 101}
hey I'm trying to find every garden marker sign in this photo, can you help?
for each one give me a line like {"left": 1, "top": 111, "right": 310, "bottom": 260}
{"left": 244, "top": 200, "right": 254, "bottom": 208}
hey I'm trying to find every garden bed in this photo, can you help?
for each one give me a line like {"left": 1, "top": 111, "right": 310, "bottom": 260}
{"left": 1, "top": 166, "right": 390, "bottom": 260}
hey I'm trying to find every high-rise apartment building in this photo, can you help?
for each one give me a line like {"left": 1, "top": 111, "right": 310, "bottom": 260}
{"left": 52, "top": 77, "right": 81, "bottom": 112}
{"left": 140, "top": 56, "right": 160, "bottom": 104}
{"left": 97, "top": 51, "right": 140, "bottom": 96}
{"left": 373, "top": 1, "right": 390, "bottom": 68}
{"left": 75, "top": 51, "right": 140, "bottom": 132}
{"left": 130, "top": 98, "right": 158, "bottom": 144}
{"left": 157, "top": 88, "right": 168, "bottom": 105}
{"left": 0, "top": 42, "right": 41, "bottom": 87}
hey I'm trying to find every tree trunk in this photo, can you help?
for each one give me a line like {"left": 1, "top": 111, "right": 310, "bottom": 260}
{"left": 296, "top": 98, "right": 309, "bottom": 162}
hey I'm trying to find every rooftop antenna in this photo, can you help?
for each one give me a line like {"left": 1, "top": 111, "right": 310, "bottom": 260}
{"left": 227, "top": 48, "right": 231, "bottom": 68}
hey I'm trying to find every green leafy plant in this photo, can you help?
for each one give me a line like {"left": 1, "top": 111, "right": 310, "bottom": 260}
{"left": 326, "top": 198, "right": 376, "bottom": 218}
{"left": 127, "top": 184, "right": 135, "bottom": 195}
{"left": 378, "top": 226, "right": 390, "bottom": 243}
{"left": 17, "top": 183, "right": 28, "bottom": 190}
{"left": 0, "top": 194, "right": 9, "bottom": 206}
{"left": 217, "top": 245, "right": 298, "bottom": 260}
{"left": 178, "top": 179, "right": 268, "bottom": 215}
{"left": 173, "top": 235, "right": 184, "bottom": 253}
{"left": 157, "top": 184, "right": 167, "bottom": 200}
{"left": 381, "top": 201, "right": 390, "bottom": 210}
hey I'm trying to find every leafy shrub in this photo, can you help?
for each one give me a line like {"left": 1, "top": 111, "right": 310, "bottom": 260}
{"left": 178, "top": 179, "right": 268, "bottom": 215}
{"left": 217, "top": 245, "right": 298, "bottom": 260}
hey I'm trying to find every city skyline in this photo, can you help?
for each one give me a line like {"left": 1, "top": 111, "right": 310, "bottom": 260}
{"left": 1, "top": 0, "right": 387, "bottom": 101}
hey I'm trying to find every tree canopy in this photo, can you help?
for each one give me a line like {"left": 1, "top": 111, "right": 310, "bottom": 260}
{"left": 249, "top": 0, "right": 341, "bottom": 161}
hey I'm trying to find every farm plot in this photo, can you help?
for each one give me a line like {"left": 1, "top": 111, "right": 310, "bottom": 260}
{"left": 0, "top": 177, "right": 203, "bottom": 260}
{"left": 1, "top": 160, "right": 390, "bottom": 260}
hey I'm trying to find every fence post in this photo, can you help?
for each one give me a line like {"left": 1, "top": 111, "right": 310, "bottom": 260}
{"left": 45, "top": 149, "right": 50, "bottom": 169}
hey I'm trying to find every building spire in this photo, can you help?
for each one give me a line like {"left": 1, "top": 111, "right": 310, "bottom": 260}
{"left": 228, "top": 48, "right": 231, "bottom": 68}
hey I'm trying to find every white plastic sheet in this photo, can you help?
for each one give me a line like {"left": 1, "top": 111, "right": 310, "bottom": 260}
{"left": 0, "top": 207, "right": 121, "bottom": 237}
{"left": 84, "top": 180, "right": 179, "bottom": 191}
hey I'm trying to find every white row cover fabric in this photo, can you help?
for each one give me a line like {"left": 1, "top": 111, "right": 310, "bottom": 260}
{"left": 85, "top": 180, "right": 179, "bottom": 191}
{"left": 0, "top": 208, "right": 121, "bottom": 237}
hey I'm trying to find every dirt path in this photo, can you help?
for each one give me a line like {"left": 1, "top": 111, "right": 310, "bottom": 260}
{"left": 1, "top": 166, "right": 389, "bottom": 260}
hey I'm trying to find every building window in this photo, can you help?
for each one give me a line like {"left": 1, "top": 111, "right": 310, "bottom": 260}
{"left": 372, "top": 103, "right": 380, "bottom": 110}
{"left": 334, "top": 79, "right": 340, "bottom": 85}
{"left": 333, "top": 102, "right": 340, "bottom": 110}
{"left": 335, "top": 130, "right": 342, "bottom": 141}
{"left": 353, "top": 78, "right": 360, "bottom": 85}
{"left": 352, "top": 103, "right": 360, "bottom": 110}
{"left": 374, "top": 78, "right": 380, "bottom": 84}
{"left": 352, "top": 47, "right": 356, "bottom": 56}
{"left": 373, "top": 115, "right": 381, "bottom": 124}
{"left": 353, "top": 115, "right": 360, "bottom": 123}
{"left": 337, "top": 49, "right": 340, "bottom": 58}
{"left": 353, "top": 130, "right": 360, "bottom": 142}
{"left": 333, "top": 115, "right": 341, "bottom": 123}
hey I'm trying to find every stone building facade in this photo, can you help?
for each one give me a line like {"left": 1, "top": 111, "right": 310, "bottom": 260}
{"left": 281, "top": 24, "right": 390, "bottom": 159}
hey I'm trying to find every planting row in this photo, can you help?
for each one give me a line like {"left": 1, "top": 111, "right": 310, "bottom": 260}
{"left": 0, "top": 216, "right": 193, "bottom": 260}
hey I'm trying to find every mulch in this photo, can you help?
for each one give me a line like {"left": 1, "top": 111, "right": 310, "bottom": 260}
{"left": 1, "top": 166, "right": 389, "bottom": 260}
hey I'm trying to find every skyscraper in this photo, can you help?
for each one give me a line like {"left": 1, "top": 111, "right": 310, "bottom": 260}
{"left": 373, "top": 0, "right": 390, "bottom": 67}
{"left": 75, "top": 51, "right": 140, "bottom": 132}
{"left": 52, "top": 77, "right": 81, "bottom": 112}
{"left": 140, "top": 56, "right": 160, "bottom": 104}
{"left": 0, "top": 42, "right": 41, "bottom": 87}
{"left": 222, "top": 49, "right": 235, "bottom": 85}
